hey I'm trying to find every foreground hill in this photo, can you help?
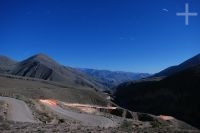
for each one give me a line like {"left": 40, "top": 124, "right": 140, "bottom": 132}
{"left": 0, "top": 75, "right": 199, "bottom": 132}
{"left": 78, "top": 68, "right": 150, "bottom": 88}
{"left": 114, "top": 54, "right": 200, "bottom": 128}
{"left": 0, "top": 74, "right": 107, "bottom": 105}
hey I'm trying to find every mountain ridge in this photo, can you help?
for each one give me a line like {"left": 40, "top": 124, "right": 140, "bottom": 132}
{"left": 0, "top": 53, "right": 149, "bottom": 90}
{"left": 114, "top": 53, "right": 200, "bottom": 128}
{"left": 153, "top": 53, "right": 200, "bottom": 77}
{"left": 78, "top": 68, "right": 150, "bottom": 88}
{"left": 0, "top": 54, "right": 102, "bottom": 90}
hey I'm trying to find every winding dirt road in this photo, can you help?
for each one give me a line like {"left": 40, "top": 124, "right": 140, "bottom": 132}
{"left": 0, "top": 96, "right": 36, "bottom": 123}
{"left": 0, "top": 96, "right": 117, "bottom": 127}
{"left": 40, "top": 100, "right": 117, "bottom": 127}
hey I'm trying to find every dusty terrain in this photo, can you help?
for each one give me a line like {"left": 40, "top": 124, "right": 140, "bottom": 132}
{"left": 0, "top": 75, "right": 199, "bottom": 133}
{"left": 0, "top": 75, "right": 107, "bottom": 106}
{"left": 0, "top": 96, "right": 199, "bottom": 133}
{"left": 39, "top": 99, "right": 118, "bottom": 127}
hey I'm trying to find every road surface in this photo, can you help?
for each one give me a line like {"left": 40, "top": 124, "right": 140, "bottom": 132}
{"left": 40, "top": 100, "right": 117, "bottom": 127}
{"left": 0, "top": 96, "right": 36, "bottom": 123}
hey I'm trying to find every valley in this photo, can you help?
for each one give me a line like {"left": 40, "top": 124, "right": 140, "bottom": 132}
{"left": 0, "top": 54, "right": 199, "bottom": 132}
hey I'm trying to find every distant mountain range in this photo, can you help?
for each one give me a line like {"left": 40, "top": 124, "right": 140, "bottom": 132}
{"left": 77, "top": 68, "right": 150, "bottom": 89}
{"left": 0, "top": 54, "right": 149, "bottom": 91}
{"left": 114, "top": 53, "right": 200, "bottom": 128}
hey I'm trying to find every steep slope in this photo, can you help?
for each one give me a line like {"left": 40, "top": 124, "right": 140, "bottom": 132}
{"left": 114, "top": 56, "right": 200, "bottom": 128}
{"left": 10, "top": 54, "right": 103, "bottom": 90}
{"left": 153, "top": 53, "right": 200, "bottom": 77}
{"left": 78, "top": 68, "right": 150, "bottom": 88}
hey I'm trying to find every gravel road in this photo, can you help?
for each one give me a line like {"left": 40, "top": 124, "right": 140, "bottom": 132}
{"left": 0, "top": 96, "right": 36, "bottom": 123}
{"left": 40, "top": 100, "right": 118, "bottom": 128}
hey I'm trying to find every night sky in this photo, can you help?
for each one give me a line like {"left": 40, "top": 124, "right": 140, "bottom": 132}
{"left": 1, "top": 0, "right": 200, "bottom": 73}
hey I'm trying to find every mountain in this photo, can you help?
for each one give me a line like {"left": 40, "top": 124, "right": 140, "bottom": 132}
{"left": 0, "top": 54, "right": 199, "bottom": 131}
{"left": 114, "top": 54, "right": 200, "bottom": 128}
{"left": 0, "top": 54, "right": 149, "bottom": 90}
{"left": 0, "top": 55, "right": 17, "bottom": 73}
{"left": 153, "top": 53, "right": 200, "bottom": 77}
{"left": 0, "top": 54, "right": 104, "bottom": 90}
{"left": 0, "top": 55, "right": 17, "bottom": 66}
{"left": 78, "top": 68, "right": 150, "bottom": 89}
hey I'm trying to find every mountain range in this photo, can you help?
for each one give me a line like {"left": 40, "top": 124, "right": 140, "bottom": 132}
{"left": 0, "top": 53, "right": 200, "bottom": 131}
{"left": 0, "top": 54, "right": 149, "bottom": 91}
{"left": 114, "top": 53, "right": 200, "bottom": 128}
{"left": 78, "top": 68, "right": 150, "bottom": 89}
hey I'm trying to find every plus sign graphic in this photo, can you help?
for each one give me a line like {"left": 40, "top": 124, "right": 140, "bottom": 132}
{"left": 176, "top": 3, "right": 198, "bottom": 25}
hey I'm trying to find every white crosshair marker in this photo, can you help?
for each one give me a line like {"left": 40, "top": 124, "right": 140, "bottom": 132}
{"left": 176, "top": 3, "right": 198, "bottom": 25}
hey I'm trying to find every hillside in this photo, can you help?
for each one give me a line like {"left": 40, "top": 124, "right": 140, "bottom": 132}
{"left": 0, "top": 55, "right": 17, "bottom": 73}
{"left": 0, "top": 74, "right": 107, "bottom": 105}
{"left": 114, "top": 54, "right": 200, "bottom": 128}
{"left": 0, "top": 74, "right": 199, "bottom": 132}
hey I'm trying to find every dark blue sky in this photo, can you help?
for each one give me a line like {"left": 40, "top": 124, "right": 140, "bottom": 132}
{"left": 1, "top": 0, "right": 200, "bottom": 73}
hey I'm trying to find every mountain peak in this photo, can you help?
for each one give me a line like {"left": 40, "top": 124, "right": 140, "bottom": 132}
{"left": 25, "top": 53, "right": 59, "bottom": 65}
{"left": 31, "top": 53, "right": 52, "bottom": 60}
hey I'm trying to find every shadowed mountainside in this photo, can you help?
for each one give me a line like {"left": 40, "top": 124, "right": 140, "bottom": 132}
{"left": 114, "top": 54, "right": 200, "bottom": 128}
